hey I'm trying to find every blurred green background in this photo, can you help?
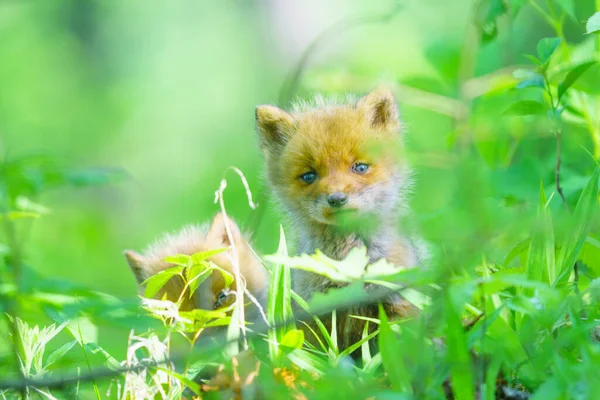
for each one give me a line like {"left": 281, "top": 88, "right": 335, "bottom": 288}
{"left": 1, "top": 0, "right": 598, "bottom": 359}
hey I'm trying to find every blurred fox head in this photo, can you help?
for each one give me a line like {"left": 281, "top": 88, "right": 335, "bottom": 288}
{"left": 124, "top": 213, "right": 266, "bottom": 311}
{"left": 255, "top": 87, "right": 411, "bottom": 232}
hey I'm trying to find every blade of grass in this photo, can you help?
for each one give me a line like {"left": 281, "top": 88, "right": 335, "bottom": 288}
{"left": 554, "top": 168, "right": 599, "bottom": 286}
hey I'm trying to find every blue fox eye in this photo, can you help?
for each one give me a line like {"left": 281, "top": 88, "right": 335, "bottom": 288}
{"left": 352, "top": 163, "right": 369, "bottom": 174}
{"left": 300, "top": 171, "right": 317, "bottom": 184}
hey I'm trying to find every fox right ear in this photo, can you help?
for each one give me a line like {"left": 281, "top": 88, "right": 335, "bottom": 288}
{"left": 124, "top": 250, "right": 148, "bottom": 284}
{"left": 255, "top": 105, "right": 295, "bottom": 150}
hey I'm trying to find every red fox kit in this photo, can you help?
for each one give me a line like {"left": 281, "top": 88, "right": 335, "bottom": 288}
{"left": 255, "top": 87, "right": 426, "bottom": 346}
{"left": 124, "top": 212, "right": 268, "bottom": 312}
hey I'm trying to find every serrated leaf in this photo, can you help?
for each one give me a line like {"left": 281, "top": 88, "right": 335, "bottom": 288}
{"left": 558, "top": 62, "right": 597, "bottom": 101}
{"left": 503, "top": 100, "right": 547, "bottom": 116}
{"left": 186, "top": 265, "right": 211, "bottom": 299}
{"left": 378, "top": 306, "right": 412, "bottom": 393}
{"left": 554, "top": 168, "right": 600, "bottom": 286}
{"left": 162, "top": 254, "right": 191, "bottom": 266}
{"left": 142, "top": 266, "right": 184, "bottom": 298}
{"left": 537, "top": 37, "right": 562, "bottom": 64}
{"left": 586, "top": 12, "right": 600, "bottom": 34}
{"left": 190, "top": 247, "right": 228, "bottom": 264}
{"left": 208, "top": 261, "right": 234, "bottom": 288}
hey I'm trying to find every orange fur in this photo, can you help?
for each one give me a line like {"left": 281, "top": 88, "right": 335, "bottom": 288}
{"left": 256, "top": 87, "right": 428, "bottom": 349}
{"left": 124, "top": 213, "right": 268, "bottom": 312}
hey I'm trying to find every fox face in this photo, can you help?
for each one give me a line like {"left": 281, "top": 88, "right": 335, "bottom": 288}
{"left": 256, "top": 87, "right": 410, "bottom": 231}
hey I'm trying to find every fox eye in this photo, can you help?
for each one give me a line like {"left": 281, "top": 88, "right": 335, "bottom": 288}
{"left": 352, "top": 163, "right": 369, "bottom": 174}
{"left": 299, "top": 171, "right": 317, "bottom": 184}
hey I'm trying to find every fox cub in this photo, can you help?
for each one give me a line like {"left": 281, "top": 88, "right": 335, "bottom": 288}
{"left": 255, "top": 87, "right": 426, "bottom": 347}
{"left": 124, "top": 213, "right": 268, "bottom": 312}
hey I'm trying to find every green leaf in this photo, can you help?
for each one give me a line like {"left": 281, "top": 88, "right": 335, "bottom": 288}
{"left": 556, "top": 0, "right": 576, "bottom": 21}
{"left": 526, "top": 183, "right": 556, "bottom": 286}
{"left": 554, "top": 168, "right": 600, "bottom": 286}
{"left": 503, "top": 100, "right": 547, "bottom": 116}
{"left": 142, "top": 266, "right": 184, "bottom": 298}
{"left": 162, "top": 254, "right": 191, "bottom": 266}
{"left": 445, "top": 290, "right": 474, "bottom": 400}
{"left": 190, "top": 247, "right": 228, "bottom": 264}
{"left": 557, "top": 62, "right": 597, "bottom": 101}
{"left": 537, "top": 37, "right": 562, "bottom": 64}
{"left": 586, "top": 12, "right": 600, "bottom": 34}
{"left": 509, "top": 0, "right": 527, "bottom": 17}
{"left": 208, "top": 261, "right": 234, "bottom": 288}
{"left": 378, "top": 306, "right": 412, "bottom": 393}
{"left": 156, "top": 367, "right": 201, "bottom": 395}
{"left": 279, "top": 329, "right": 305, "bottom": 352}
{"left": 44, "top": 340, "right": 77, "bottom": 371}
{"left": 186, "top": 262, "right": 211, "bottom": 298}
{"left": 267, "top": 225, "right": 295, "bottom": 360}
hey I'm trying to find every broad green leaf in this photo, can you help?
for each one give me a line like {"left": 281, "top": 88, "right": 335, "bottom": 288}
{"left": 557, "top": 62, "right": 597, "bottom": 101}
{"left": 537, "top": 37, "right": 562, "bottom": 64}
{"left": 445, "top": 291, "right": 474, "bottom": 400}
{"left": 191, "top": 247, "right": 228, "bottom": 264}
{"left": 142, "top": 266, "right": 184, "bottom": 298}
{"left": 586, "top": 12, "right": 600, "bottom": 34}
{"left": 554, "top": 168, "right": 600, "bottom": 286}
{"left": 378, "top": 306, "right": 412, "bottom": 393}
{"left": 503, "top": 100, "right": 547, "bottom": 116}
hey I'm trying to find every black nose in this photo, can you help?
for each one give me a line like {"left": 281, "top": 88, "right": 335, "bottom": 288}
{"left": 327, "top": 192, "right": 348, "bottom": 208}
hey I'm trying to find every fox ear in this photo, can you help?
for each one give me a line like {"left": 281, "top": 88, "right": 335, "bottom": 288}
{"left": 124, "top": 250, "right": 148, "bottom": 284}
{"left": 255, "top": 105, "right": 295, "bottom": 150}
{"left": 358, "top": 86, "right": 400, "bottom": 129}
{"left": 206, "top": 212, "right": 244, "bottom": 249}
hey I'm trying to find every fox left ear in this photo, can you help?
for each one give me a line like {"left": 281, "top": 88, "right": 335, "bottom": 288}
{"left": 358, "top": 86, "right": 400, "bottom": 130}
{"left": 206, "top": 212, "right": 244, "bottom": 249}
{"left": 124, "top": 250, "right": 149, "bottom": 284}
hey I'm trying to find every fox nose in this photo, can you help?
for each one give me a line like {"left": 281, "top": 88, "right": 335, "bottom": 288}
{"left": 327, "top": 192, "right": 348, "bottom": 208}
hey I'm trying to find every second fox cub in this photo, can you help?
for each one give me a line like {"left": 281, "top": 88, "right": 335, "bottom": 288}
{"left": 124, "top": 213, "right": 268, "bottom": 312}
{"left": 256, "top": 87, "right": 427, "bottom": 346}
